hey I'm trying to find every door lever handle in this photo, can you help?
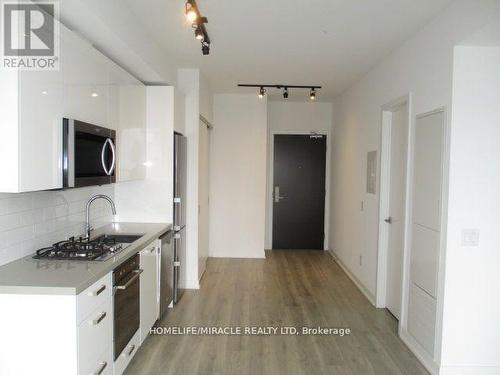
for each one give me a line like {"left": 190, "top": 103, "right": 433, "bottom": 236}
{"left": 384, "top": 217, "right": 392, "bottom": 224}
{"left": 274, "top": 186, "right": 287, "bottom": 203}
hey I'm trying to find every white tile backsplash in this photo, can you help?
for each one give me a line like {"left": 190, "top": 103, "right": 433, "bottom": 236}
{"left": 0, "top": 185, "right": 115, "bottom": 266}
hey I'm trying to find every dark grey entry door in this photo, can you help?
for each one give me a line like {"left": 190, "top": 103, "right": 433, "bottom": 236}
{"left": 272, "top": 134, "right": 327, "bottom": 249}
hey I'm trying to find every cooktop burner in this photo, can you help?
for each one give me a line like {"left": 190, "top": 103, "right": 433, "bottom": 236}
{"left": 33, "top": 236, "right": 126, "bottom": 261}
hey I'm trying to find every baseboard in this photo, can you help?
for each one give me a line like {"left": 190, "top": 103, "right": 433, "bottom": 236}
{"left": 400, "top": 329, "right": 439, "bottom": 375}
{"left": 439, "top": 365, "right": 500, "bottom": 375}
{"left": 328, "top": 249, "right": 376, "bottom": 306}
{"left": 208, "top": 254, "right": 266, "bottom": 259}
{"left": 184, "top": 278, "right": 200, "bottom": 290}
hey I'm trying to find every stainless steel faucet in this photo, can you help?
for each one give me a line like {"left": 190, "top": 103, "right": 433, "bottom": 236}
{"left": 85, "top": 194, "right": 117, "bottom": 239}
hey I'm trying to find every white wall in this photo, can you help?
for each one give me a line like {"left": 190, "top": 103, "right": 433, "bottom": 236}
{"left": 210, "top": 94, "right": 267, "bottom": 258}
{"left": 329, "top": 0, "right": 500, "bottom": 372}
{"left": 0, "top": 186, "right": 114, "bottom": 266}
{"left": 197, "top": 74, "right": 214, "bottom": 278}
{"left": 265, "top": 101, "right": 333, "bottom": 249}
{"left": 439, "top": 45, "right": 500, "bottom": 375}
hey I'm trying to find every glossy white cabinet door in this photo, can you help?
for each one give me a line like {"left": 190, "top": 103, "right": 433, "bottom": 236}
{"left": 62, "top": 31, "right": 108, "bottom": 127}
{"left": 0, "top": 69, "right": 19, "bottom": 192}
{"left": 140, "top": 243, "right": 159, "bottom": 344}
{"left": 117, "top": 84, "right": 147, "bottom": 182}
{"left": 18, "top": 67, "right": 64, "bottom": 191}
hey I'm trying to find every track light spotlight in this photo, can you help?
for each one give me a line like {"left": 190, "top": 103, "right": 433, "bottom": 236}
{"left": 310, "top": 88, "right": 316, "bottom": 100}
{"left": 202, "top": 41, "right": 210, "bottom": 55}
{"left": 195, "top": 26, "right": 204, "bottom": 40}
{"left": 258, "top": 87, "right": 266, "bottom": 99}
{"left": 185, "top": 1, "right": 198, "bottom": 23}
{"left": 283, "top": 87, "right": 289, "bottom": 99}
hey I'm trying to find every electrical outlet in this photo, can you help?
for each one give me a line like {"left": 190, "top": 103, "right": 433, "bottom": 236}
{"left": 461, "top": 229, "right": 480, "bottom": 247}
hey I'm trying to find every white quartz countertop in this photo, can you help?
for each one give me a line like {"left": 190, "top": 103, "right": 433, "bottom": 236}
{"left": 0, "top": 222, "right": 172, "bottom": 295}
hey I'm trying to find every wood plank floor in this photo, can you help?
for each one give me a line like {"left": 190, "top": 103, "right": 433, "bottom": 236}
{"left": 125, "top": 250, "right": 428, "bottom": 375}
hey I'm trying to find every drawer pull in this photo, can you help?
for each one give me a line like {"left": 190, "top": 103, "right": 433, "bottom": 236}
{"left": 91, "top": 312, "right": 107, "bottom": 326}
{"left": 89, "top": 285, "right": 106, "bottom": 297}
{"left": 92, "top": 361, "right": 107, "bottom": 375}
{"left": 115, "top": 269, "right": 143, "bottom": 291}
{"left": 126, "top": 344, "right": 136, "bottom": 357}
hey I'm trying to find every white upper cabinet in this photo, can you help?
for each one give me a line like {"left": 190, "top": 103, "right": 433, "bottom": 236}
{"left": 62, "top": 29, "right": 108, "bottom": 128}
{"left": 0, "top": 19, "right": 146, "bottom": 193}
{"left": 108, "top": 61, "right": 147, "bottom": 182}
{"left": 17, "top": 68, "right": 64, "bottom": 192}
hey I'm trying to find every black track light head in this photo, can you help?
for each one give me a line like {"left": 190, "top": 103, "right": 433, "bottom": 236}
{"left": 310, "top": 88, "right": 316, "bottom": 100}
{"left": 258, "top": 87, "right": 266, "bottom": 99}
{"left": 195, "top": 26, "right": 204, "bottom": 40}
{"left": 283, "top": 87, "right": 289, "bottom": 99}
{"left": 202, "top": 42, "right": 210, "bottom": 55}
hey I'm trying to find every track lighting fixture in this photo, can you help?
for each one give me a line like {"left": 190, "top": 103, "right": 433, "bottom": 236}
{"left": 310, "top": 88, "right": 316, "bottom": 100}
{"left": 238, "top": 84, "right": 321, "bottom": 100}
{"left": 283, "top": 87, "right": 289, "bottom": 99}
{"left": 185, "top": 0, "right": 211, "bottom": 56}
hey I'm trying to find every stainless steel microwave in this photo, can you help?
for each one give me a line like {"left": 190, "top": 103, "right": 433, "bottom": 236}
{"left": 62, "top": 118, "right": 116, "bottom": 188}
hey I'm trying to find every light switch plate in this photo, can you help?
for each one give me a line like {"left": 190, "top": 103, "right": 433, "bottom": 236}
{"left": 461, "top": 229, "right": 480, "bottom": 247}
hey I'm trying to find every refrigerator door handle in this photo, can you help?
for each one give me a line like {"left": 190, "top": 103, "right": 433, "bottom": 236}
{"left": 174, "top": 197, "right": 182, "bottom": 230}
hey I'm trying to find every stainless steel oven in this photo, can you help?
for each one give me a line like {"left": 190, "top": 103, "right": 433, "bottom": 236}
{"left": 113, "top": 254, "right": 142, "bottom": 360}
{"left": 62, "top": 118, "right": 116, "bottom": 188}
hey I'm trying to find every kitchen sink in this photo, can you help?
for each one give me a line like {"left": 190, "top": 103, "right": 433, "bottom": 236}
{"left": 95, "top": 234, "right": 145, "bottom": 244}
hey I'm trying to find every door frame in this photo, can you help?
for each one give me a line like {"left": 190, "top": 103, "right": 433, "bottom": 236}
{"left": 267, "top": 130, "right": 331, "bottom": 250}
{"left": 376, "top": 93, "right": 413, "bottom": 321}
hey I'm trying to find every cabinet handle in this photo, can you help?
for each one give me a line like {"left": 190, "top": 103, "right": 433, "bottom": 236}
{"left": 91, "top": 312, "right": 107, "bottom": 326}
{"left": 92, "top": 361, "right": 107, "bottom": 375}
{"left": 101, "top": 138, "right": 116, "bottom": 176}
{"left": 89, "top": 285, "right": 106, "bottom": 297}
{"left": 114, "top": 269, "right": 143, "bottom": 290}
{"left": 126, "top": 345, "right": 136, "bottom": 357}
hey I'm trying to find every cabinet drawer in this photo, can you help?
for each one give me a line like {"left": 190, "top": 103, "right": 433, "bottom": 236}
{"left": 114, "top": 329, "right": 140, "bottom": 375}
{"left": 77, "top": 273, "right": 112, "bottom": 324}
{"left": 80, "top": 346, "right": 112, "bottom": 375}
{"left": 78, "top": 300, "right": 113, "bottom": 374}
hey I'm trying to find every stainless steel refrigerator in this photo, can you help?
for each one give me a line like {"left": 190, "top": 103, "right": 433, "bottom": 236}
{"left": 173, "top": 132, "right": 187, "bottom": 304}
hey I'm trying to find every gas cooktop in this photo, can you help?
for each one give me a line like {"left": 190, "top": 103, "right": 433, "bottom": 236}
{"left": 33, "top": 235, "right": 128, "bottom": 261}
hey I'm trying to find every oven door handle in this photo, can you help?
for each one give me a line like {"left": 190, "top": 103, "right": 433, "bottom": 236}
{"left": 101, "top": 138, "right": 116, "bottom": 176}
{"left": 114, "top": 269, "right": 143, "bottom": 291}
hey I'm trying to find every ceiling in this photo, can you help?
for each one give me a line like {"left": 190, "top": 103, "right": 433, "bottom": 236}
{"left": 123, "top": 0, "right": 454, "bottom": 100}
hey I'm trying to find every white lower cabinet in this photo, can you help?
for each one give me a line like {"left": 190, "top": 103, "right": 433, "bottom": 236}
{"left": 140, "top": 241, "right": 160, "bottom": 344}
{"left": 0, "top": 242, "right": 163, "bottom": 374}
{"left": 83, "top": 347, "right": 113, "bottom": 375}
{"left": 77, "top": 300, "right": 113, "bottom": 375}
{"left": 114, "top": 330, "right": 141, "bottom": 375}
{"left": 77, "top": 274, "right": 113, "bottom": 375}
